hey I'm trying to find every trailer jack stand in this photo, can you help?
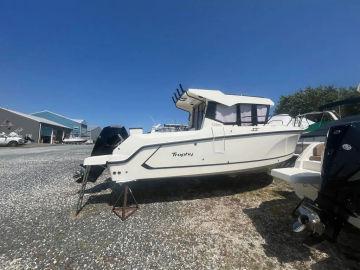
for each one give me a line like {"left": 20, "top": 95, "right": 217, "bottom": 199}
{"left": 76, "top": 166, "right": 90, "bottom": 215}
{"left": 112, "top": 185, "right": 139, "bottom": 221}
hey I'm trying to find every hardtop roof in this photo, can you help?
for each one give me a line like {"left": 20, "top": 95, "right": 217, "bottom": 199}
{"left": 175, "top": 88, "right": 274, "bottom": 112}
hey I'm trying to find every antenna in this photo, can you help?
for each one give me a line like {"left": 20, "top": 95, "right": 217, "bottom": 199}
{"left": 149, "top": 116, "right": 156, "bottom": 124}
{"left": 179, "top": 84, "right": 184, "bottom": 93}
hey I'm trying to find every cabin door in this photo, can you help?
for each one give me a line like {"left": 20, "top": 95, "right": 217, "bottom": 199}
{"left": 211, "top": 126, "right": 225, "bottom": 153}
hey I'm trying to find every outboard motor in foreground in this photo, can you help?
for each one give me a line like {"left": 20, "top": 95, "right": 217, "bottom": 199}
{"left": 293, "top": 121, "right": 360, "bottom": 241}
{"left": 74, "top": 126, "right": 128, "bottom": 182}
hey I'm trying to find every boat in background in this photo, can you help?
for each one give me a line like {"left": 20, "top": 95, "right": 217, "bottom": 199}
{"left": 271, "top": 121, "right": 360, "bottom": 243}
{"left": 270, "top": 93, "right": 360, "bottom": 155}
{"left": 267, "top": 113, "right": 310, "bottom": 128}
{"left": 63, "top": 136, "right": 88, "bottom": 144}
{"left": 297, "top": 96, "right": 360, "bottom": 154}
{"left": 151, "top": 123, "right": 188, "bottom": 133}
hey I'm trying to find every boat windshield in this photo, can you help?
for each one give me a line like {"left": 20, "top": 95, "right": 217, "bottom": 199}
{"left": 191, "top": 103, "right": 206, "bottom": 130}
{"left": 304, "top": 112, "right": 328, "bottom": 123}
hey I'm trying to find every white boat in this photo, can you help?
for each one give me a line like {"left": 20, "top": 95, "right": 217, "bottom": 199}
{"left": 271, "top": 121, "right": 360, "bottom": 242}
{"left": 63, "top": 137, "right": 88, "bottom": 144}
{"left": 150, "top": 123, "right": 188, "bottom": 133}
{"left": 79, "top": 87, "right": 302, "bottom": 183}
{"left": 75, "top": 87, "right": 303, "bottom": 218}
{"left": 271, "top": 142, "right": 324, "bottom": 202}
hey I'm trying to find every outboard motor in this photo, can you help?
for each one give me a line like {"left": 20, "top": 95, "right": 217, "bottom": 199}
{"left": 292, "top": 121, "right": 360, "bottom": 241}
{"left": 74, "top": 126, "right": 129, "bottom": 182}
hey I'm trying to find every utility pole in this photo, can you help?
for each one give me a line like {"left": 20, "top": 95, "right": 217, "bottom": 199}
{"left": 338, "top": 89, "right": 342, "bottom": 117}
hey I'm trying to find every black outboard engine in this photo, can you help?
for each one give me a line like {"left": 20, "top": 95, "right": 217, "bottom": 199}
{"left": 74, "top": 126, "right": 128, "bottom": 182}
{"left": 293, "top": 121, "right": 360, "bottom": 241}
{"left": 91, "top": 126, "right": 128, "bottom": 156}
{"left": 317, "top": 121, "right": 360, "bottom": 239}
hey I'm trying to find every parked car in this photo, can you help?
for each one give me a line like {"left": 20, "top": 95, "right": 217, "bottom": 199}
{"left": 0, "top": 132, "right": 25, "bottom": 146}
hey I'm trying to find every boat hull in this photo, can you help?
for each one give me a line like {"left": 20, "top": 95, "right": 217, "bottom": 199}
{"left": 107, "top": 129, "right": 301, "bottom": 183}
{"left": 63, "top": 138, "right": 87, "bottom": 144}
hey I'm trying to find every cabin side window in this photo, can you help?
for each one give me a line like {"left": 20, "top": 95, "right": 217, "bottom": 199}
{"left": 206, "top": 102, "right": 237, "bottom": 124}
{"left": 256, "top": 105, "right": 269, "bottom": 124}
{"left": 206, "top": 101, "right": 269, "bottom": 126}
{"left": 240, "top": 104, "right": 270, "bottom": 125}
{"left": 239, "top": 104, "right": 252, "bottom": 126}
{"left": 215, "top": 104, "right": 237, "bottom": 124}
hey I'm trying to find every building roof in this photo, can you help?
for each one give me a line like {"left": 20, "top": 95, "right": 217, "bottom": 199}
{"left": 31, "top": 110, "right": 87, "bottom": 126}
{"left": 71, "top": 119, "right": 86, "bottom": 124}
{"left": 0, "top": 107, "right": 71, "bottom": 129}
{"left": 175, "top": 88, "right": 274, "bottom": 112}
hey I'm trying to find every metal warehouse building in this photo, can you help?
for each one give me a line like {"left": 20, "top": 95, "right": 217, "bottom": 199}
{"left": 87, "top": 126, "right": 102, "bottom": 142}
{"left": 31, "top": 110, "right": 87, "bottom": 137}
{"left": 0, "top": 107, "right": 72, "bottom": 143}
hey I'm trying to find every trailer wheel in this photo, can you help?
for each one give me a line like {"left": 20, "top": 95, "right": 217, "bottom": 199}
{"left": 8, "top": 141, "right": 18, "bottom": 147}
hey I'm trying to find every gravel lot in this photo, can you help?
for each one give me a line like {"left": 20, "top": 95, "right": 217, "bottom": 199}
{"left": 0, "top": 145, "right": 359, "bottom": 269}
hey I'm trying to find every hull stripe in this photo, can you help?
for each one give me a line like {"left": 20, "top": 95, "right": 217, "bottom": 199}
{"left": 142, "top": 152, "right": 294, "bottom": 170}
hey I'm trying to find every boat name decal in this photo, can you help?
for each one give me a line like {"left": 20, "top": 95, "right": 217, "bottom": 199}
{"left": 172, "top": 152, "right": 193, "bottom": 157}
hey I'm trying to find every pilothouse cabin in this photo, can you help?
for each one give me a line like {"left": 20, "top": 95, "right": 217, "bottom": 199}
{"left": 173, "top": 88, "right": 275, "bottom": 130}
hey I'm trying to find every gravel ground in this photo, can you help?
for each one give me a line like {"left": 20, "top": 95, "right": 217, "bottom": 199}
{"left": 0, "top": 145, "right": 359, "bottom": 269}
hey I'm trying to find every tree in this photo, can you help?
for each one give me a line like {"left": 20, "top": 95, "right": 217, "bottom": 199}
{"left": 274, "top": 86, "right": 360, "bottom": 117}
